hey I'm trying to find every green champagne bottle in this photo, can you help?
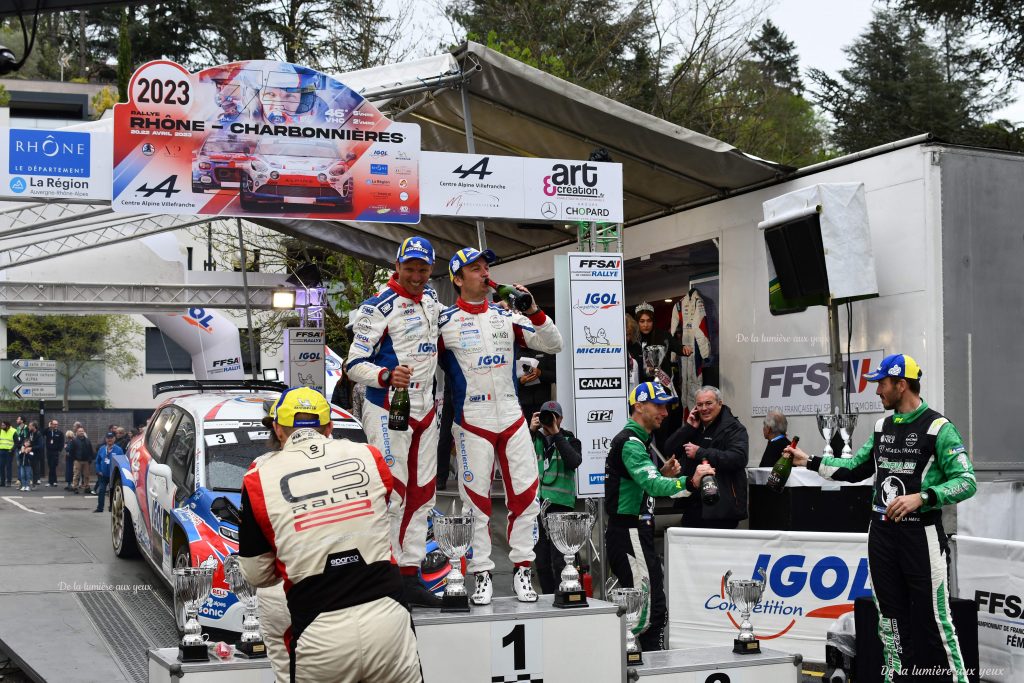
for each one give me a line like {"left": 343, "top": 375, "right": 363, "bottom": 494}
{"left": 388, "top": 386, "right": 410, "bottom": 431}
{"left": 488, "top": 280, "right": 532, "bottom": 312}
{"left": 766, "top": 436, "right": 799, "bottom": 493}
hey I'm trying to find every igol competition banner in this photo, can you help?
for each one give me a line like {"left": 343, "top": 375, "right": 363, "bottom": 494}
{"left": 112, "top": 60, "right": 420, "bottom": 222}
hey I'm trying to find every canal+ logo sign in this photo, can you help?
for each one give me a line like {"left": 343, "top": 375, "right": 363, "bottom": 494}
{"left": 704, "top": 552, "right": 872, "bottom": 639}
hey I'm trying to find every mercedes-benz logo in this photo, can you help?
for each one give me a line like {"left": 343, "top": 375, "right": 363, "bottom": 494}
{"left": 541, "top": 202, "right": 557, "bottom": 218}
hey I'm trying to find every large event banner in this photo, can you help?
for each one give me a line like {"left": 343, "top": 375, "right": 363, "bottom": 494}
{"left": 568, "top": 253, "right": 626, "bottom": 497}
{"left": 750, "top": 349, "right": 886, "bottom": 417}
{"left": 421, "top": 152, "right": 623, "bottom": 223}
{"left": 1, "top": 128, "right": 112, "bottom": 200}
{"left": 953, "top": 534, "right": 1024, "bottom": 682}
{"left": 665, "top": 528, "right": 871, "bottom": 658}
{"left": 112, "top": 60, "right": 419, "bottom": 222}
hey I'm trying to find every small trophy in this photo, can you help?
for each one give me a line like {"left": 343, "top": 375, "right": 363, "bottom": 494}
{"left": 541, "top": 499, "right": 597, "bottom": 608}
{"left": 642, "top": 345, "right": 674, "bottom": 393}
{"left": 224, "top": 555, "right": 266, "bottom": 658}
{"left": 433, "top": 510, "right": 474, "bottom": 613}
{"left": 724, "top": 568, "right": 767, "bottom": 654}
{"left": 816, "top": 411, "right": 839, "bottom": 457}
{"left": 610, "top": 587, "right": 645, "bottom": 665}
{"left": 173, "top": 565, "right": 215, "bottom": 662}
{"left": 837, "top": 412, "right": 858, "bottom": 458}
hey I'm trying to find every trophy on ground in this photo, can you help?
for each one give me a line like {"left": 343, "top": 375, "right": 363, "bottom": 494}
{"left": 816, "top": 411, "right": 839, "bottom": 457}
{"left": 837, "top": 412, "right": 858, "bottom": 458}
{"left": 540, "top": 499, "right": 597, "bottom": 608}
{"left": 433, "top": 509, "right": 474, "bottom": 613}
{"left": 724, "top": 568, "right": 767, "bottom": 654}
{"left": 223, "top": 555, "right": 266, "bottom": 658}
{"left": 643, "top": 345, "right": 675, "bottom": 394}
{"left": 610, "top": 586, "right": 645, "bottom": 665}
{"left": 173, "top": 565, "right": 215, "bottom": 662}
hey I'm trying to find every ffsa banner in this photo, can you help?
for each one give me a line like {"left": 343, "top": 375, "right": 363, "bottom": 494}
{"left": 750, "top": 349, "right": 886, "bottom": 417}
{"left": 665, "top": 527, "right": 871, "bottom": 657}
{"left": 953, "top": 534, "right": 1024, "bottom": 682}
{"left": 112, "top": 60, "right": 419, "bottom": 223}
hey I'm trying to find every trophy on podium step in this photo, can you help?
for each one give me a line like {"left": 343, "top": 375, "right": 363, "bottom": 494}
{"left": 540, "top": 499, "right": 597, "bottom": 608}
{"left": 173, "top": 565, "right": 215, "bottom": 662}
{"left": 724, "top": 568, "right": 767, "bottom": 654}
{"left": 611, "top": 586, "right": 645, "bottom": 665}
{"left": 433, "top": 510, "right": 474, "bottom": 613}
{"left": 224, "top": 555, "right": 266, "bottom": 658}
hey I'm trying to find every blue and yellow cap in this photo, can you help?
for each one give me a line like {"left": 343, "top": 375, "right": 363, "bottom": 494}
{"left": 271, "top": 386, "right": 331, "bottom": 427}
{"left": 864, "top": 354, "right": 923, "bottom": 382}
{"left": 629, "top": 382, "right": 677, "bottom": 406}
{"left": 396, "top": 236, "right": 435, "bottom": 264}
{"left": 448, "top": 247, "right": 496, "bottom": 282}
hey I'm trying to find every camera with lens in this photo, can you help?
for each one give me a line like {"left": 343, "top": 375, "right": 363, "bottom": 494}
{"left": 539, "top": 411, "right": 557, "bottom": 429}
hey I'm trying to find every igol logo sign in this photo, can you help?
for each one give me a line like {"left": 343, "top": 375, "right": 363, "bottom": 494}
{"left": 704, "top": 553, "right": 872, "bottom": 638}
{"left": 183, "top": 307, "right": 215, "bottom": 333}
{"left": 572, "top": 292, "right": 620, "bottom": 316}
{"left": 9, "top": 129, "right": 90, "bottom": 177}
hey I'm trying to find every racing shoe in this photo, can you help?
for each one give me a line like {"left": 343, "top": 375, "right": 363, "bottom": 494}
{"left": 513, "top": 566, "right": 538, "bottom": 602}
{"left": 471, "top": 571, "right": 493, "bottom": 606}
{"left": 402, "top": 573, "right": 442, "bottom": 608}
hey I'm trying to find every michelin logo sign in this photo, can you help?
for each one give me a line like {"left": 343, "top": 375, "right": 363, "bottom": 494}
{"left": 1, "top": 129, "right": 112, "bottom": 200}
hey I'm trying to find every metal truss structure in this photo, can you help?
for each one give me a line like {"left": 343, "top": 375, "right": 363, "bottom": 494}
{"left": 0, "top": 281, "right": 294, "bottom": 312}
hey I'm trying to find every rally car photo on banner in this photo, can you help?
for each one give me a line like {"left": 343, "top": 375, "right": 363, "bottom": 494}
{"left": 112, "top": 59, "right": 420, "bottom": 223}
{"left": 109, "top": 382, "right": 452, "bottom": 633}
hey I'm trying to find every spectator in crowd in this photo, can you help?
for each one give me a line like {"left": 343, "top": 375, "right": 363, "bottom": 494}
{"left": 0, "top": 420, "right": 14, "bottom": 487}
{"left": 531, "top": 401, "right": 582, "bottom": 595}
{"left": 13, "top": 416, "right": 27, "bottom": 453}
{"left": 518, "top": 349, "right": 557, "bottom": 421}
{"left": 93, "top": 432, "right": 122, "bottom": 513}
{"left": 27, "top": 422, "right": 43, "bottom": 486}
{"left": 17, "top": 439, "right": 34, "bottom": 491}
{"left": 45, "top": 419, "right": 65, "bottom": 487}
{"left": 71, "top": 427, "right": 94, "bottom": 495}
{"left": 63, "top": 429, "right": 76, "bottom": 491}
{"left": 625, "top": 314, "right": 640, "bottom": 387}
{"left": 758, "top": 410, "right": 789, "bottom": 467}
{"left": 666, "top": 385, "right": 749, "bottom": 529}
{"left": 114, "top": 427, "right": 130, "bottom": 453}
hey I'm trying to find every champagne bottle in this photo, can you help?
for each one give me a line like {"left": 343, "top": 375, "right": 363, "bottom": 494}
{"left": 488, "top": 280, "right": 532, "bottom": 312}
{"left": 388, "top": 386, "right": 410, "bottom": 431}
{"left": 700, "top": 458, "right": 720, "bottom": 506}
{"left": 766, "top": 436, "right": 799, "bottom": 493}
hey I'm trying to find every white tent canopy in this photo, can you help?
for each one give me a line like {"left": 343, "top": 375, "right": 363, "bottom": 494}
{"left": 1, "top": 42, "right": 791, "bottom": 269}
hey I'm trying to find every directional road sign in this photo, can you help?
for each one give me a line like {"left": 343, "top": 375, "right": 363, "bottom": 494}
{"left": 14, "top": 385, "right": 57, "bottom": 399}
{"left": 13, "top": 369, "right": 57, "bottom": 384}
{"left": 12, "top": 359, "right": 57, "bottom": 370}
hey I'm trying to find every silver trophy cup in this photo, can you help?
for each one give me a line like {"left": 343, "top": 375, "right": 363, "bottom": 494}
{"left": 173, "top": 565, "right": 215, "bottom": 662}
{"left": 223, "top": 555, "right": 266, "bottom": 658}
{"left": 724, "top": 568, "right": 767, "bottom": 654}
{"left": 816, "top": 411, "right": 839, "bottom": 457}
{"left": 643, "top": 345, "right": 675, "bottom": 394}
{"left": 611, "top": 587, "right": 645, "bottom": 666}
{"left": 433, "top": 510, "right": 474, "bottom": 613}
{"left": 541, "top": 499, "right": 596, "bottom": 608}
{"left": 837, "top": 413, "right": 859, "bottom": 458}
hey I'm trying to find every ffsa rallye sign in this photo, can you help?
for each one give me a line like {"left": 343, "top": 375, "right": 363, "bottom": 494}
{"left": 112, "top": 60, "right": 419, "bottom": 223}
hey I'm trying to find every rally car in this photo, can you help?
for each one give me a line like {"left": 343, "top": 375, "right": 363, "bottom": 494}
{"left": 238, "top": 137, "right": 355, "bottom": 212}
{"left": 191, "top": 133, "right": 257, "bottom": 194}
{"left": 109, "top": 380, "right": 450, "bottom": 633}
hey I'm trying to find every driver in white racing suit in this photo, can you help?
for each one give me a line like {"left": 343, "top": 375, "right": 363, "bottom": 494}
{"left": 438, "top": 247, "right": 563, "bottom": 605}
{"left": 345, "top": 236, "right": 442, "bottom": 607}
{"left": 238, "top": 387, "right": 421, "bottom": 683}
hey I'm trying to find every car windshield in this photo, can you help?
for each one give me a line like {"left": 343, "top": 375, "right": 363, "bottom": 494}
{"left": 204, "top": 419, "right": 366, "bottom": 491}
{"left": 256, "top": 140, "right": 339, "bottom": 159}
{"left": 203, "top": 138, "right": 254, "bottom": 154}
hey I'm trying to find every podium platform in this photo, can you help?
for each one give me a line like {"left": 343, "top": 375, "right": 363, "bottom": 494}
{"left": 414, "top": 596, "right": 623, "bottom": 682}
{"left": 632, "top": 646, "right": 801, "bottom": 681}
{"left": 148, "top": 648, "right": 275, "bottom": 683}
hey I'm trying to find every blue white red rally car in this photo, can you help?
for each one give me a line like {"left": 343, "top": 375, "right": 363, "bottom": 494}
{"left": 110, "top": 380, "right": 450, "bottom": 633}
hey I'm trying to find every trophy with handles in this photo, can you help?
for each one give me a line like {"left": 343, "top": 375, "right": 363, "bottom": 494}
{"left": 837, "top": 412, "right": 859, "bottom": 458}
{"left": 816, "top": 411, "right": 839, "bottom": 457}
{"left": 432, "top": 509, "right": 474, "bottom": 612}
{"left": 173, "top": 565, "right": 215, "bottom": 662}
{"left": 611, "top": 586, "right": 645, "bottom": 665}
{"left": 724, "top": 568, "right": 767, "bottom": 654}
{"left": 541, "top": 499, "right": 597, "bottom": 608}
{"left": 223, "top": 555, "right": 266, "bottom": 658}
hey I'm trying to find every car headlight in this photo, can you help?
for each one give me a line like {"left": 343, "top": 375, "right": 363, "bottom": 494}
{"left": 218, "top": 525, "right": 239, "bottom": 542}
{"left": 251, "top": 160, "right": 268, "bottom": 173}
{"left": 198, "top": 161, "right": 212, "bottom": 170}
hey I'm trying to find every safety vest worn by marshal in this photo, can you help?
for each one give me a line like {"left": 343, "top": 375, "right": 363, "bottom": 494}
{"left": 810, "top": 402, "right": 976, "bottom": 524}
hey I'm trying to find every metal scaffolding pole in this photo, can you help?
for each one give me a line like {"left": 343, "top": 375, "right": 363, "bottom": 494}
{"left": 460, "top": 83, "right": 488, "bottom": 252}
{"left": 237, "top": 219, "right": 260, "bottom": 381}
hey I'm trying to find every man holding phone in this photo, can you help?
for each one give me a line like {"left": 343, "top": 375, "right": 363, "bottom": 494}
{"left": 530, "top": 401, "right": 582, "bottom": 594}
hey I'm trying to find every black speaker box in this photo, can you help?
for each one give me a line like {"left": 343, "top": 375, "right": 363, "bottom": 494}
{"left": 853, "top": 596, "right": 979, "bottom": 682}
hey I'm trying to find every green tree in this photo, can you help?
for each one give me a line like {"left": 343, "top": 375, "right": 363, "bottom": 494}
{"left": 116, "top": 9, "right": 131, "bottom": 101}
{"left": 747, "top": 19, "right": 802, "bottom": 93}
{"left": 6, "top": 315, "right": 142, "bottom": 411}
{"left": 91, "top": 86, "right": 118, "bottom": 118}
{"left": 810, "top": 9, "right": 999, "bottom": 153}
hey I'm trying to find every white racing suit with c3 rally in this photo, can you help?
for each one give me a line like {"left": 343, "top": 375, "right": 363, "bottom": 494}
{"left": 807, "top": 402, "right": 976, "bottom": 683}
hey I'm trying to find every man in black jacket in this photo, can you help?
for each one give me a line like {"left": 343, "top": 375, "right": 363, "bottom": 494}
{"left": 27, "top": 422, "right": 44, "bottom": 486}
{"left": 44, "top": 420, "right": 65, "bottom": 487}
{"left": 758, "top": 410, "right": 789, "bottom": 467}
{"left": 666, "top": 386, "right": 749, "bottom": 528}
